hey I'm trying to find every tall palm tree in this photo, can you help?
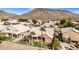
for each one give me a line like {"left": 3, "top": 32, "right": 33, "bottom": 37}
{"left": 40, "top": 27, "right": 46, "bottom": 36}
{"left": 39, "top": 27, "right": 46, "bottom": 47}
{"left": 27, "top": 31, "right": 36, "bottom": 45}
{"left": 51, "top": 28, "right": 61, "bottom": 50}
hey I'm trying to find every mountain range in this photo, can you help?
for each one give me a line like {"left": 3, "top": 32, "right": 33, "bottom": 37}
{"left": 0, "top": 10, "right": 17, "bottom": 19}
{"left": 0, "top": 8, "right": 79, "bottom": 21}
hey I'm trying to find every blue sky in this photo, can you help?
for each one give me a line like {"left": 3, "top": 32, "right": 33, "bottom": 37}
{"left": 0, "top": 8, "right": 33, "bottom": 15}
{"left": 51, "top": 8, "right": 79, "bottom": 14}
{"left": 0, "top": 8, "right": 79, "bottom": 15}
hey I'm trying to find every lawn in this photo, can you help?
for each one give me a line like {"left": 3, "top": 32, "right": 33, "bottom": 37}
{"left": 33, "top": 41, "right": 47, "bottom": 48}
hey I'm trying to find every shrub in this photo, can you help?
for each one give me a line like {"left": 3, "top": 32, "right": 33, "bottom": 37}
{"left": 51, "top": 37, "right": 61, "bottom": 50}
{"left": 0, "top": 35, "right": 12, "bottom": 41}
{"left": 18, "top": 38, "right": 29, "bottom": 45}
{"left": 1, "top": 19, "right": 9, "bottom": 22}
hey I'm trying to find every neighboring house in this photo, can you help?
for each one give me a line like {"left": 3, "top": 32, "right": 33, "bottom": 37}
{"left": 43, "top": 23, "right": 54, "bottom": 28}
{"left": 75, "top": 24, "right": 79, "bottom": 30}
{"left": 0, "top": 24, "right": 30, "bottom": 38}
{"left": 62, "top": 28, "right": 79, "bottom": 43}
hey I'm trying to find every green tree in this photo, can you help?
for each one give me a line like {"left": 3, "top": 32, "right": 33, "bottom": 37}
{"left": 32, "top": 19, "right": 38, "bottom": 24}
{"left": 60, "top": 19, "right": 73, "bottom": 27}
{"left": 1, "top": 19, "right": 9, "bottom": 22}
{"left": 60, "top": 19, "right": 66, "bottom": 25}
{"left": 18, "top": 18, "right": 28, "bottom": 22}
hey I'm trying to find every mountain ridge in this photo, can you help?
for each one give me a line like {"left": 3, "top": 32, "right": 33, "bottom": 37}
{"left": 0, "top": 10, "right": 18, "bottom": 19}
{"left": 0, "top": 8, "right": 79, "bottom": 21}
{"left": 17, "top": 8, "right": 79, "bottom": 21}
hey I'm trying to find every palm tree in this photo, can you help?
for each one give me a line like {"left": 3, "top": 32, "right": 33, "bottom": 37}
{"left": 50, "top": 27, "right": 61, "bottom": 50}
{"left": 40, "top": 27, "right": 46, "bottom": 36}
{"left": 75, "top": 42, "right": 79, "bottom": 50}
{"left": 59, "top": 30, "right": 63, "bottom": 42}
{"left": 68, "top": 36, "right": 71, "bottom": 44}
{"left": 39, "top": 27, "right": 46, "bottom": 47}
{"left": 27, "top": 31, "right": 36, "bottom": 45}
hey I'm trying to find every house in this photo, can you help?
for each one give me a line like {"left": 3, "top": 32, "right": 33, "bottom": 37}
{"left": 0, "top": 24, "right": 30, "bottom": 38}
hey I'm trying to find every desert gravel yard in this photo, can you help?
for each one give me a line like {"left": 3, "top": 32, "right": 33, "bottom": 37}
{"left": 0, "top": 41, "right": 47, "bottom": 50}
